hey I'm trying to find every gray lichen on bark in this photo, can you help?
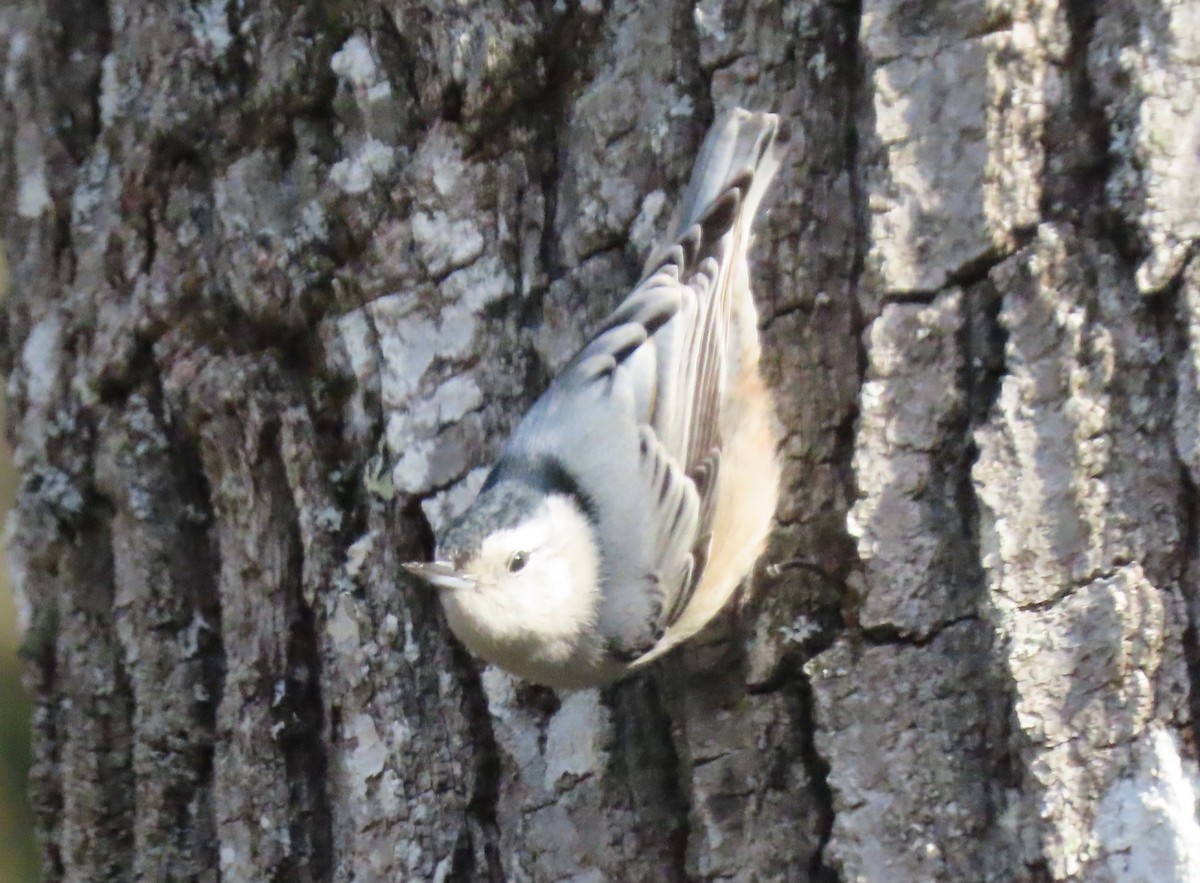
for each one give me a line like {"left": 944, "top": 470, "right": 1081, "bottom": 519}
{"left": 2, "top": 0, "right": 1199, "bottom": 881}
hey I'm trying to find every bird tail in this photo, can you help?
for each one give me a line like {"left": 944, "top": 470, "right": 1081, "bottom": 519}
{"left": 671, "top": 108, "right": 783, "bottom": 243}
{"left": 633, "top": 110, "right": 784, "bottom": 665}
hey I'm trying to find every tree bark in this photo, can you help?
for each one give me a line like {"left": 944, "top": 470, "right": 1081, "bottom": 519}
{"left": 2, "top": 0, "right": 1198, "bottom": 880}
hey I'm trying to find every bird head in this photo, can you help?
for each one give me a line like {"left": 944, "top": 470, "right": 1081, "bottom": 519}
{"left": 403, "top": 479, "right": 602, "bottom": 678}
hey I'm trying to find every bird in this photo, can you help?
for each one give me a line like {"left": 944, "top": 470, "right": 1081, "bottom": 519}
{"left": 404, "top": 108, "right": 783, "bottom": 688}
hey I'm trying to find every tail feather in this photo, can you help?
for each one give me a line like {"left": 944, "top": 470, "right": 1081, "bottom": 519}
{"left": 672, "top": 108, "right": 782, "bottom": 241}
{"left": 636, "top": 111, "right": 783, "bottom": 660}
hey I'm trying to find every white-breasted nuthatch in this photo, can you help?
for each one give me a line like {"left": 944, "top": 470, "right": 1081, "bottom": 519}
{"left": 405, "top": 108, "right": 782, "bottom": 688}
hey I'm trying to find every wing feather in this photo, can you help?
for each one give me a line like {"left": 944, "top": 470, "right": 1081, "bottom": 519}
{"left": 529, "top": 109, "right": 782, "bottom": 656}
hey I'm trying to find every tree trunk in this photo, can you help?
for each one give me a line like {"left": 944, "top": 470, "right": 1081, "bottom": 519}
{"left": 2, "top": 0, "right": 1198, "bottom": 880}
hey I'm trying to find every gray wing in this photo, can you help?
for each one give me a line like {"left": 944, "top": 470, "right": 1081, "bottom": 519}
{"left": 511, "top": 109, "right": 780, "bottom": 659}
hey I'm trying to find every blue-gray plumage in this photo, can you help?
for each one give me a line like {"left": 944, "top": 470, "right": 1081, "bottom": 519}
{"left": 406, "top": 108, "right": 784, "bottom": 688}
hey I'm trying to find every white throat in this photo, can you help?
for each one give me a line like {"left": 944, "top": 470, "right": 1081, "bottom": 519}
{"left": 439, "top": 494, "right": 605, "bottom": 685}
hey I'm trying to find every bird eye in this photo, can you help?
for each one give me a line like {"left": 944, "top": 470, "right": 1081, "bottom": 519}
{"left": 507, "top": 551, "right": 528, "bottom": 573}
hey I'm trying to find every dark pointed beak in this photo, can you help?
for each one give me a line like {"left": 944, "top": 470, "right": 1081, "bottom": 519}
{"left": 402, "top": 561, "right": 476, "bottom": 592}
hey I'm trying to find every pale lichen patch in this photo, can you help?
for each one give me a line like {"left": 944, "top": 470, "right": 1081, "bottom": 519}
{"left": 328, "top": 596, "right": 362, "bottom": 654}
{"left": 190, "top": 0, "right": 233, "bottom": 56}
{"left": 2, "top": 27, "right": 26, "bottom": 95}
{"left": 21, "top": 316, "right": 62, "bottom": 411}
{"left": 345, "top": 713, "right": 388, "bottom": 800}
{"left": 98, "top": 53, "right": 121, "bottom": 127}
{"left": 16, "top": 141, "right": 49, "bottom": 219}
{"left": 629, "top": 190, "right": 667, "bottom": 252}
{"left": 330, "top": 138, "right": 396, "bottom": 194}
{"left": 411, "top": 211, "right": 485, "bottom": 278}
{"left": 331, "top": 35, "right": 380, "bottom": 89}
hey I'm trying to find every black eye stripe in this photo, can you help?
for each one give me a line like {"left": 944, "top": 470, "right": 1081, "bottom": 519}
{"left": 508, "top": 551, "right": 528, "bottom": 573}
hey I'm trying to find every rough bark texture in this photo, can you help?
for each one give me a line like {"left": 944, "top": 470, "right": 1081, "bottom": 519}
{"left": 2, "top": 1, "right": 1198, "bottom": 881}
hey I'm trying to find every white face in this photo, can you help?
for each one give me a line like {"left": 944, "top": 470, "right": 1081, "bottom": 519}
{"left": 437, "top": 494, "right": 602, "bottom": 672}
